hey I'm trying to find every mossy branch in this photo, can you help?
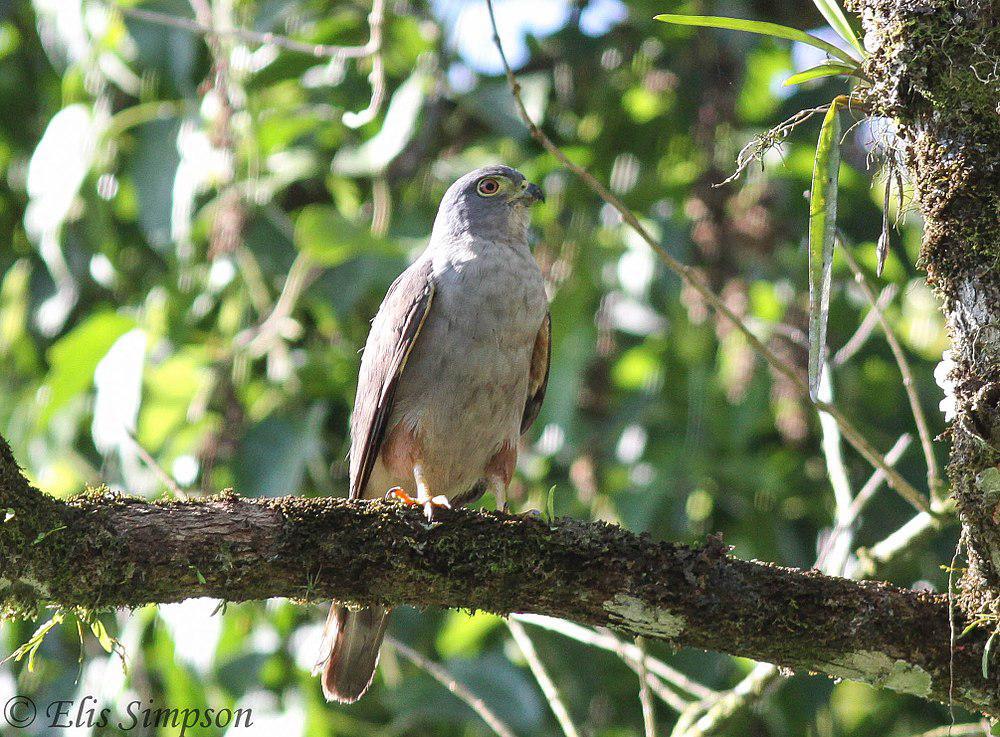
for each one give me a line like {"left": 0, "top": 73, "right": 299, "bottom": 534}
{"left": 0, "top": 437, "right": 996, "bottom": 714}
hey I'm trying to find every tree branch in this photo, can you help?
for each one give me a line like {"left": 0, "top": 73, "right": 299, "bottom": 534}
{"left": 0, "top": 437, "right": 994, "bottom": 715}
{"left": 116, "top": 5, "right": 380, "bottom": 60}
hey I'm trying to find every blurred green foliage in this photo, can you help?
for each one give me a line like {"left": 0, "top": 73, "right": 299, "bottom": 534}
{"left": 0, "top": 0, "right": 966, "bottom": 735}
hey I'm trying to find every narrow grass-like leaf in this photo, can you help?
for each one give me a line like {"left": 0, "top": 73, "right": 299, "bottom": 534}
{"left": 984, "top": 630, "right": 997, "bottom": 678}
{"left": 654, "top": 14, "right": 859, "bottom": 65}
{"left": 810, "top": 0, "right": 864, "bottom": 55}
{"left": 807, "top": 101, "right": 842, "bottom": 401}
{"left": 782, "top": 62, "right": 858, "bottom": 86}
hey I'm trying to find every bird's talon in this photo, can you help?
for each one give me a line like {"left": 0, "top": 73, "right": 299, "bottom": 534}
{"left": 422, "top": 495, "right": 451, "bottom": 521}
{"left": 386, "top": 487, "right": 419, "bottom": 505}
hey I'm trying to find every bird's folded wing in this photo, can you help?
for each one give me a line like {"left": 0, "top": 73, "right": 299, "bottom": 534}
{"left": 349, "top": 259, "right": 435, "bottom": 499}
{"left": 520, "top": 312, "right": 551, "bottom": 435}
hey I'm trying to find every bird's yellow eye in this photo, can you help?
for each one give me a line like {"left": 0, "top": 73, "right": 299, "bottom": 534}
{"left": 476, "top": 177, "right": 501, "bottom": 196}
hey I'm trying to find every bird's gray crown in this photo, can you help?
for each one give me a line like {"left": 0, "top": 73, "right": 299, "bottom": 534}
{"left": 430, "top": 165, "right": 543, "bottom": 247}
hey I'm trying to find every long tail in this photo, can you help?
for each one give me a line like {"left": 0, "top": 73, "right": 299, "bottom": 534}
{"left": 313, "top": 605, "right": 390, "bottom": 703}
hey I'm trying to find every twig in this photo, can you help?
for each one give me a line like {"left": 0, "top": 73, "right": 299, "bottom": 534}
{"left": 815, "top": 365, "right": 855, "bottom": 575}
{"left": 234, "top": 246, "right": 274, "bottom": 317}
{"left": 629, "top": 657, "right": 691, "bottom": 713}
{"left": 342, "top": 0, "right": 387, "bottom": 128}
{"left": 540, "top": 620, "right": 693, "bottom": 712}
{"left": 186, "top": 0, "right": 246, "bottom": 261}
{"left": 635, "top": 636, "right": 659, "bottom": 737}
{"left": 126, "top": 432, "right": 188, "bottom": 501}
{"left": 507, "top": 619, "right": 581, "bottom": 737}
{"left": 513, "top": 614, "right": 716, "bottom": 700}
{"left": 859, "top": 503, "right": 956, "bottom": 575}
{"left": 237, "top": 251, "right": 318, "bottom": 356}
{"left": 909, "top": 722, "right": 988, "bottom": 737}
{"left": 483, "top": 0, "right": 931, "bottom": 516}
{"left": 116, "top": 5, "right": 380, "bottom": 60}
{"left": 716, "top": 105, "right": 833, "bottom": 187}
{"left": 603, "top": 630, "right": 692, "bottom": 712}
{"left": 819, "top": 365, "right": 852, "bottom": 512}
{"left": 128, "top": 0, "right": 389, "bottom": 126}
{"left": 840, "top": 245, "right": 946, "bottom": 503}
{"left": 832, "top": 283, "right": 897, "bottom": 366}
{"left": 670, "top": 663, "right": 779, "bottom": 737}
{"left": 847, "top": 433, "right": 913, "bottom": 519}
{"left": 386, "top": 635, "right": 519, "bottom": 737}
{"left": 816, "top": 433, "right": 912, "bottom": 570}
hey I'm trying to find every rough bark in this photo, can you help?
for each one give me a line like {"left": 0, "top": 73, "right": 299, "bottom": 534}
{"left": 849, "top": 0, "right": 1000, "bottom": 622}
{"left": 0, "top": 437, "right": 996, "bottom": 715}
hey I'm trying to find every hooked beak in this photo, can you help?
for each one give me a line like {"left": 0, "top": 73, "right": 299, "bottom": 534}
{"left": 525, "top": 182, "right": 545, "bottom": 203}
{"left": 512, "top": 181, "right": 545, "bottom": 205}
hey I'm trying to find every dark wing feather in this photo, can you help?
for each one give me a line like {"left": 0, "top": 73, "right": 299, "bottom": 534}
{"left": 349, "top": 259, "right": 435, "bottom": 499}
{"left": 520, "top": 312, "right": 551, "bottom": 435}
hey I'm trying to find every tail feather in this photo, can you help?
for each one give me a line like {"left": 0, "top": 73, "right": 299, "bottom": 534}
{"left": 314, "top": 605, "right": 389, "bottom": 703}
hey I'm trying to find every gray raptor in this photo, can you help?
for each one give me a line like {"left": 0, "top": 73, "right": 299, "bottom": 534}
{"left": 314, "top": 165, "right": 550, "bottom": 703}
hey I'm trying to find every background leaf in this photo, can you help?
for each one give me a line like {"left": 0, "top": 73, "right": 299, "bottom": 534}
{"left": 294, "top": 205, "right": 399, "bottom": 266}
{"left": 783, "top": 61, "right": 858, "bottom": 86}
{"left": 39, "top": 311, "right": 137, "bottom": 427}
{"left": 810, "top": 0, "right": 865, "bottom": 54}
{"left": 654, "top": 14, "right": 859, "bottom": 65}
{"left": 808, "top": 102, "right": 842, "bottom": 401}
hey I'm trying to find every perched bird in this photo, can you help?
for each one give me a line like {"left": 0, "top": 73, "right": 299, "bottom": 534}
{"left": 314, "top": 165, "right": 551, "bottom": 703}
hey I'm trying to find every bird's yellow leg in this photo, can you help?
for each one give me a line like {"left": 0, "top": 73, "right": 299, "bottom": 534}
{"left": 489, "top": 477, "right": 508, "bottom": 513}
{"left": 413, "top": 464, "right": 451, "bottom": 520}
{"left": 386, "top": 465, "right": 450, "bottom": 520}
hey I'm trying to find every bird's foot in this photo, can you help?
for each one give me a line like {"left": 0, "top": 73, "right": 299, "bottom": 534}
{"left": 421, "top": 495, "right": 451, "bottom": 521}
{"left": 385, "top": 487, "right": 451, "bottom": 521}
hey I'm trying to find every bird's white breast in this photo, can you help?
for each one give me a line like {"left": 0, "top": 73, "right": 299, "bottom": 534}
{"left": 384, "top": 239, "right": 547, "bottom": 498}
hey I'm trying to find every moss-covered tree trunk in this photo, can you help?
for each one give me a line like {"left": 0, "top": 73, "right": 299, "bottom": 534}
{"left": 851, "top": 0, "right": 1000, "bottom": 618}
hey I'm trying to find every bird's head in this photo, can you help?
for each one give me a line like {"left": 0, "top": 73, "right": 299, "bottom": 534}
{"left": 432, "top": 165, "right": 544, "bottom": 245}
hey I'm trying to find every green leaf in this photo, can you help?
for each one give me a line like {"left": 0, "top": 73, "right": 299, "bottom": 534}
{"left": 39, "top": 310, "right": 137, "bottom": 427}
{"left": 782, "top": 62, "right": 858, "bottom": 86}
{"left": 294, "top": 205, "right": 399, "bottom": 267}
{"left": 90, "top": 619, "right": 115, "bottom": 654}
{"left": 235, "top": 404, "right": 328, "bottom": 498}
{"left": 32, "top": 525, "right": 67, "bottom": 545}
{"left": 985, "top": 630, "right": 997, "bottom": 679}
{"left": 653, "top": 14, "right": 859, "bottom": 65}
{"left": 130, "top": 118, "right": 183, "bottom": 248}
{"left": 810, "top": 0, "right": 864, "bottom": 55}
{"left": 807, "top": 101, "right": 842, "bottom": 401}
{"left": 546, "top": 484, "right": 557, "bottom": 525}
{"left": 3, "top": 612, "right": 64, "bottom": 671}
{"left": 436, "top": 611, "right": 503, "bottom": 657}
